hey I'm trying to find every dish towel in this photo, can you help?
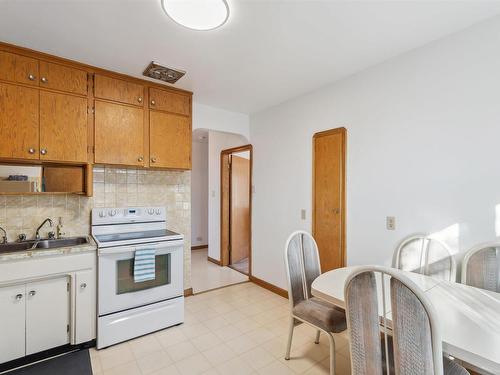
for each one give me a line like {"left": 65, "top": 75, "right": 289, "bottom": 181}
{"left": 134, "top": 248, "right": 156, "bottom": 282}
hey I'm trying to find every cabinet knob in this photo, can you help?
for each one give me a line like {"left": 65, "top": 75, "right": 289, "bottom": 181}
{"left": 151, "top": 157, "right": 157, "bottom": 163}
{"left": 80, "top": 283, "right": 87, "bottom": 289}
{"left": 28, "top": 74, "right": 36, "bottom": 81}
{"left": 138, "top": 97, "right": 143, "bottom": 103}
{"left": 41, "top": 77, "right": 48, "bottom": 83}
{"left": 28, "top": 148, "right": 35, "bottom": 154}
{"left": 15, "top": 294, "right": 23, "bottom": 301}
{"left": 138, "top": 156, "right": 144, "bottom": 162}
{"left": 29, "top": 290, "right": 36, "bottom": 297}
{"left": 40, "top": 149, "right": 47, "bottom": 155}
{"left": 150, "top": 100, "right": 156, "bottom": 106}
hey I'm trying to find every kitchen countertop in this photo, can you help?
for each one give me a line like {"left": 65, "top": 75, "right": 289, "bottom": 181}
{"left": 0, "top": 236, "right": 97, "bottom": 262}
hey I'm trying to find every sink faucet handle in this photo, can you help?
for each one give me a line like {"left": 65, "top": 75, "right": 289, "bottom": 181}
{"left": 18, "top": 233, "right": 26, "bottom": 242}
{"left": 0, "top": 226, "right": 7, "bottom": 244}
{"left": 48, "top": 231, "right": 56, "bottom": 240}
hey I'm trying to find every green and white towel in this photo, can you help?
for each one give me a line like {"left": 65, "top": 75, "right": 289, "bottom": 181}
{"left": 134, "top": 248, "right": 156, "bottom": 282}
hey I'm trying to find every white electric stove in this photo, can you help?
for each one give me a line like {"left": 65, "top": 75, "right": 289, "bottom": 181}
{"left": 92, "top": 207, "right": 184, "bottom": 349}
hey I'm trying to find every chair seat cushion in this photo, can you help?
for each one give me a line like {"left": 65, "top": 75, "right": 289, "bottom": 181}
{"left": 292, "top": 297, "right": 346, "bottom": 333}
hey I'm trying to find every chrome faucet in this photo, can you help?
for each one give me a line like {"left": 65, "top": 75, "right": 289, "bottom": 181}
{"left": 0, "top": 226, "right": 6, "bottom": 244}
{"left": 35, "top": 218, "right": 53, "bottom": 240}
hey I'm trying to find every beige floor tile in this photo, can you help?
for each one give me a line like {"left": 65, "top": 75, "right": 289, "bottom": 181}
{"left": 203, "top": 315, "right": 231, "bottom": 331}
{"left": 136, "top": 349, "right": 173, "bottom": 375}
{"left": 232, "top": 317, "right": 263, "bottom": 333}
{"left": 191, "top": 331, "right": 222, "bottom": 351}
{"left": 215, "top": 356, "right": 255, "bottom": 375}
{"left": 261, "top": 337, "right": 287, "bottom": 359}
{"left": 180, "top": 322, "right": 211, "bottom": 339}
{"left": 225, "top": 334, "right": 259, "bottom": 354}
{"left": 98, "top": 343, "right": 134, "bottom": 371}
{"left": 129, "top": 334, "right": 163, "bottom": 359}
{"left": 165, "top": 340, "right": 199, "bottom": 362}
{"left": 202, "top": 343, "right": 238, "bottom": 367}
{"left": 257, "top": 360, "right": 297, "bottom": 375}
{"left": 214, "top": 324, "right": 243, "bottom": 341}
{"left": 174, "top": 353, "right": 212, "bottom": 375}
{"left": 156, "top": 326, "right": 189, "bottom": 349}
{"left": 245, "top": 327, "right": 277, "bottom": 344}
{"left": 102, "top": 360, "right": 142, "bottom": 375}
{"left": 238, "top": 347, "right": 276, "bottom": 370}
{"left": 148, "top": 364, "right": 181, "bottom": 375}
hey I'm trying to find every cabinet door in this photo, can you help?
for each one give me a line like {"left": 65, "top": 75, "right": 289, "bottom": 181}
{"left": 0, "top": 284, "right": 26, "bottom": 363}
{"left": 94, "top": 100, "right": 145, "bottom": 166}
{"left": 0, "top": 51, "right": 39, "bottom": 86}
{"left": 149, "top": 87, "right": 190, "bottom": 116}
{"left": 150, "top": 110, "right": 191, "bottom": 169}
{"left": 40, "top": 91, "right": 88, "bottom": 163}
{"left": 0, "top": 82, "right": 39, "bottom": 160}
{"left": 26, "top": 277, "right": 70, "bottom": 355}
{"left": 74, "top": 270, "right": 96, "bottom": 344}
{"left": 94, "top": 74, "right": 144, "bottom": 107}
{"left": 39, "top": 61, "right": 87, "bottom": 95}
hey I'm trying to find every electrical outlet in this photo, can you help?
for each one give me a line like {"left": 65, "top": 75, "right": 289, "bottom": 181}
{"left": 301, "top": 209, "right": 306, "bottom": 220}
{"left": 386, "top": 216, "right": 396, "bottom": 230}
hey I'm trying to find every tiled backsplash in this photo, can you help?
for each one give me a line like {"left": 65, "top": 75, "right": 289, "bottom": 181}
{"left": 0, "top": 166, "right": 192, "bottom": 289}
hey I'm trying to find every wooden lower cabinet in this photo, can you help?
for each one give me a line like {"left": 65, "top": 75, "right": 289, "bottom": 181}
{"left": 0, "top": 82, "right": 39, "bottom": 160}
{"left": 150, "top": 110, "right": 191, "bottom": 169}
{"left": 94, "top": 100, "right": 145, "bottom": 166}
{"left": 40, "top": 91, "right": 88, "bottom": 163}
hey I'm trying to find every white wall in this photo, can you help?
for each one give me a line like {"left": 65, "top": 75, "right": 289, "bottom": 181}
{"left": 208, "top": 130, "right": 248, "bottom": 260}
{"left": 250, "top": 16, "right": 500, "bottom": 289}
{"left": 193, "top": 102, "right": 250, "bottom": 140}
{"left": 191, "top": 140, "right": 208, "bottom": 247}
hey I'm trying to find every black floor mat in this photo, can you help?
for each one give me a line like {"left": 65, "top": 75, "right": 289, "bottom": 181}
{"left": 7, "top": 350, "right": 92, "bottom": 375}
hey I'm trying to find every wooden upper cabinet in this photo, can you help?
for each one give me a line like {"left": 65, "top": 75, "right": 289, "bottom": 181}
{"left": 150, "top": 111, "right": 191, "bottom": 169}
{"left": 94, "top": 100, "right": 145, "bottom": 166}
{"left": 40, "top": 91, "right": 88, "bottom": 163}
{"left": 94, "top": 74, "right": 144, "bottom": 107}
{"left": 39, "top": 61, "right": 87, "bottom": 95}
{"left": 0, "top": 82, "right": 39, "bottom": 160}
{"left": 0, "top": 51, "right": 39, "bottom": 86}
{"left": 149, "top": 88, "right": 190, "bottom": 116}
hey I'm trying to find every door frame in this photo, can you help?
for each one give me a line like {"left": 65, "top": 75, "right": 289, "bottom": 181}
{"left": 220, "top": 144, "right": 253, "bottom": 276}
{"left": 312, "top": 127, "right": 347, "bottom": 268}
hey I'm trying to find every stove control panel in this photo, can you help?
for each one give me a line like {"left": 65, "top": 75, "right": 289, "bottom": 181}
{"left": 92, "top": 206, "right": 166, "bottom": 225}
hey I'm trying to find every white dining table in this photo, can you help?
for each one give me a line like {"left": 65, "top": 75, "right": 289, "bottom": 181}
{"left": 311, "top": 266, "right": 500, "bottom": 375}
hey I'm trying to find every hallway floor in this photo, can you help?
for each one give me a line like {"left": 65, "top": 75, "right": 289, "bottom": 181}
{"left": 230, "top": 257, "right": 249, "bottom": 275}
{"left": 191, "top": 248, "right": 248, "bottom": 293}
{"left": 90, "top": 282, "right": 352, "bottom": 375}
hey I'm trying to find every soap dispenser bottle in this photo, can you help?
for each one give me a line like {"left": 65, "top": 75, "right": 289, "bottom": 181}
{"left": 57, "top": 217, "right": 66, "bottom": 239}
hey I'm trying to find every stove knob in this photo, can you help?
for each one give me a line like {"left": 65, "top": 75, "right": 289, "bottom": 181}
{"left": 155, "top": 208, "right": 161, "bottom": 215}
{"left": 109, "top": 209, "right": 117, "bottom": 217}
{"left": 98, "top": 211, "right": 106, "bottom": 218}
{"left": 147, "top": 208, "right": 154, "bottom": 215}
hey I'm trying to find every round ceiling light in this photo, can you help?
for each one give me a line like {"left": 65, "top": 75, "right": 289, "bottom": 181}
{"left": 161, "top": 0, "right": 230, "bottom": 31}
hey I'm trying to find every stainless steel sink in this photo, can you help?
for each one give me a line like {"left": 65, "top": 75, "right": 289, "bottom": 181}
{"left": 0, "top": 237, "right": 88, "bottom": 254}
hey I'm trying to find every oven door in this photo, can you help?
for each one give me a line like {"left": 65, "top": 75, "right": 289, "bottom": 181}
{"left": 98, "top": 240, "right": 184, "bottom": 316}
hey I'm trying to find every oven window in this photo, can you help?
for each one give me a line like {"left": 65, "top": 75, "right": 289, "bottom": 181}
{"left": 116, "top": 254, "right": 171, "bottom": 294}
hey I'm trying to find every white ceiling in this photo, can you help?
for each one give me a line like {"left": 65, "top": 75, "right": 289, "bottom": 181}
{"left": 1, "top": 0, "right": 500, "bottom": 114}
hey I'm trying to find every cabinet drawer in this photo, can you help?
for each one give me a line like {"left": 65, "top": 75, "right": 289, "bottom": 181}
{"left": 0, "top": 51, "right": 39, "bottom": 86}
{"left": 39, "top": 61, "right": 87, "bottom": 95}
{"left": 94, "top": 74, "right": 144, "bottom": 106}
{"left": 149, "top": 87, "right": 190, "bottom": 116}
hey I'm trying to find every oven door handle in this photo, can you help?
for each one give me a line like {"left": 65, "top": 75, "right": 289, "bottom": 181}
{"left": 98, "top": 241, "right": 183, "bottom": 255}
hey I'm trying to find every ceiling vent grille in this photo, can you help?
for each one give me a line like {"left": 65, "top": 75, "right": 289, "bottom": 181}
{"left": 143, "top": 62, "right": 186, "bottom": 84}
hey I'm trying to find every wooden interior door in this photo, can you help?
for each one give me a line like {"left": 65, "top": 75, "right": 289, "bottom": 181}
{"left": 313, "top": 128, "right": 346, "bottom": 272}
{"left": 94, "top": 100, "right": 144, "bottom": 166}
{"left": 149, "top": 111, "right": 191, "bottom": 169}
{"left": 230, "top": 155, "right": 251, "bottom": 265}
{"left": 40, "top": 91, "right": 88, "bottom": 163}
{"left": 0, "top": 82, "right": 39, "bottom": 160}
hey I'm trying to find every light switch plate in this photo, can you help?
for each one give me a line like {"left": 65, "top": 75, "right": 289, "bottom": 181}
{"left": 386, "top": 216, "right": 396, "bottom": 230}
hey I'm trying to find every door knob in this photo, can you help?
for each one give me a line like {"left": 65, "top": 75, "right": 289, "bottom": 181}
{"left": 15, "top": 294, "right": 23, "bottom": 300}
{"left": 28, "top": 148, "right": 35, "bottom": 154}
{"left": 41, "top": 77, "right": 48, "bottom": 83}
{"left": 28, "top": 74, "right": 36, "bottom": 81}
{"left": 40, "top": 149, "right": 47, "bottom": 155}
{"left": 29, "top": 290, "right": 36, "bottom": 296}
